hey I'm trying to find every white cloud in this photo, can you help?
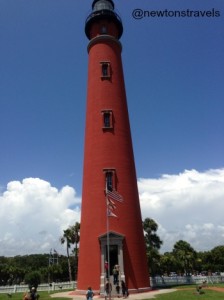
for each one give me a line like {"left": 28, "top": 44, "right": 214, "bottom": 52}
{"left": 1, "top": 168, "right": 224, "bottom": 257}
{"left": 0, "top": 178, "right": 81, "bottom": 257}
{"left": 138, "top": 168, "right": 224, "bottom": 253}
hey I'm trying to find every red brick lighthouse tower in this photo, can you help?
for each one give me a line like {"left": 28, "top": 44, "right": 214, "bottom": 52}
{"left": 77, "top": 0, "right": 150, "bottom": 294}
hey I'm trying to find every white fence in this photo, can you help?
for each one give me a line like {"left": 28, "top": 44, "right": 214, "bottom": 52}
{"left": 1, "top": 276, "right": 224, "bottom": 294}
{"left": 0, "top": 282, "right": 76, "bottom": 294}
{"left": 150, "top": 275, "right": 224, "bottom": 288}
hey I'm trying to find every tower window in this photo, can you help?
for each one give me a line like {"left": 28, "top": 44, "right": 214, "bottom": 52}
{"left": 103, "top": 169, "right": 116, "bottom": 191}
{"left": 100, "top": 62, "right": 111, "bottom": 79}
{"left": 104, "top": 113, "right": 110, "bottom": 127}
{"left": 101, "top": 110, "right": 113, "bottom": 129}
{"left": 106, "top": 172, "right": 113, "bottom": 191}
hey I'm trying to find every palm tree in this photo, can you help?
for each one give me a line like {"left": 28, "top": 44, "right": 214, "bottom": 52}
{"left": 173, "top": 240, "right": 197, "bottom": 276}
{"left": 72, "top": 222, "right": 80, "bottom": 281}
{"left": 60, "top": 227, "right": 73, "bottom": 281}
{"left": 160, "top": 252, "right": 176, "bottom": 275}
{"left": 60, "top": 223, "right": 80, "bottom": 282}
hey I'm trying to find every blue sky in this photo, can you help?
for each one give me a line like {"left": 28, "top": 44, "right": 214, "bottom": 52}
{"left": 0, "top": 0, "right": 224, "bottom": 256}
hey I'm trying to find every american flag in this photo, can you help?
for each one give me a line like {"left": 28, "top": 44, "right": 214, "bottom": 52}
{"left": 107, "top": 198, "right": 116, "bottom": 210}
{"left": 107, "top": 208, "right": 118, "bottom": 218}
{"left": 107, "top": 189, "right": 123, "bottom": 202}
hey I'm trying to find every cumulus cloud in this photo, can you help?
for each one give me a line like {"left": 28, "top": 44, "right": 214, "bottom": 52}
{"left": 0, "top": 178, "right": 81, "bottom": 256}
{"left": 1, "top": 168, "right": 224, "bottom": 257}
{"left": 138, "top": 168, "right": 224, "bottom": 253}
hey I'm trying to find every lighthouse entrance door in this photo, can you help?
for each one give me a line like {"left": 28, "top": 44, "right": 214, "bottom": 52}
{"left": 99, "top": 232, "right": 125, "bottom": 294}
{"left": 105, "top": 244, "right": 118, "bottom": 276}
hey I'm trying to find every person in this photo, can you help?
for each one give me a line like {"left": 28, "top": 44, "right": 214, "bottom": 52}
{"left": 126, "top": 284, "right": 129, "bottom": 298}
{"left": 121, "top": 281, "right": 128, "bottom": 298}
{"left": 113, "top": 265, "right": 119, "bottom": 284}
{"left": 105, "top": 261, "right": 109, "bottom": 279}
{"left": 195, "top": 285, "right": 204, "bottom": 295}
{"left": 86, "top": 287, "right": 94, "bottom": 300}
{"left": 116, "top": 283, "right": 120, "bottom": 298}
{"left": 23, "top": 291, "right": 30, "bottom": 300}
{"left": 30, "top": 287, "right": 38, "bottom": 300}
{"left": 105, "top": 280, "right": 112, "bottom": 300}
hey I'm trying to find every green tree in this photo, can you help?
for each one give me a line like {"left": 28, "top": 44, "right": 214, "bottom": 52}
{"left": 160, "top": 252, "right": 177, "bottom": 275}
{"left": 60, "top": 223, "right": 80, "bottom": 281}
{"left": 143, "top": 218, "right": 163, "bottom": 250}
{"left": 72, "top": 222, "right": 80, "bottom": 281}
{"left": 0, "top": 254, "right": 71, "bottom": 284}
{"left": 210, "top": 246, "right": 224, "bottom": 272}
{"left": 172, "top": 240, "right": 197, "bottom": 276}
{"left": 143, "top": 218, "right": 163, "bottom": 276}
{"left": 47, "top": 264, "right": 63, "bottom": 282}
{"left": 24, "top": 270, "right": 41, "bottom": 290}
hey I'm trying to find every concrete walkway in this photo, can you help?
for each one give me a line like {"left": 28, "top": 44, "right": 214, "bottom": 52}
{"left": 51, "top": 289, "right": 177, "bottom": 300}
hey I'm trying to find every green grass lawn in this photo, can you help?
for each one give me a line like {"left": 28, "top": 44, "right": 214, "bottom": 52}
{"left": 1, "top": 286, "right": 224, "bottom": 300}
{"left": 153, "top": 288, "right": 224, "bottom": 299}
{"left": 0, "top": 292, "right": 69, "bottom": 300}
{"left": 175, "top": 283, "right": 224, "bottom": 289}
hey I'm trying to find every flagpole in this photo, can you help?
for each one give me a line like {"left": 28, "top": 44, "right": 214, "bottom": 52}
{"left": 106, "top": 186, "right": 123, "bottom": 299}
{"left": 106, "top": 194, "right": 111, "bottom": 300}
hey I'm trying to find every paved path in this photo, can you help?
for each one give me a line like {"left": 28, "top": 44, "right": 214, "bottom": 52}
{"left": 51, "top": 289, "right": 177, "bottom": 300}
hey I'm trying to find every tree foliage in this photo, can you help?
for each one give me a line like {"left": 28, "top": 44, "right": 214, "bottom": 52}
{"left": 24, "top": 271, "right": 41, "bottom": 290}
{"left": 143, "top": 218, "right": 163, "bottom": 276}
{"left": 60, "top": 222, "right": 80, "bottom": 282}
{"left": 1, "top": 219, "right": 224, "bottom": 283}
{"left": 172, "top": 240, "right": 197, "bottom": 275}
{"left": 143, "top": 218, "right": 163, "bottom": 250}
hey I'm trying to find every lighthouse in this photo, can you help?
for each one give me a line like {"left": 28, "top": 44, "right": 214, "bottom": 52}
{"left": 77, "top": 0, "right": 150, "bottom": 294}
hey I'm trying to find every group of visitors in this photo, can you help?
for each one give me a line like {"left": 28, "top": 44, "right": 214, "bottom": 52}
{"left": 86, "top": 263, "right": 129, "bottom": 299}
{"left": 104, "top": 279, "right": 129, "bottom": 299}
{"left": 86, "top": 279, "right": 128, "bottom": 299}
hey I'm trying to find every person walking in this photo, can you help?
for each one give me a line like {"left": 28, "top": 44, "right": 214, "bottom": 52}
{"left": 105, "top": 261, "right": 109, "bottom": 279}
{"left": 105, "top": 280, "right": 112, "bottom": 300}
{"left": 86, "top": 287, "right": 94, "bottom": 300}
{"left": 121, "top": 281, "right": 128, "bottom": 298}
{"left": 113, "top": 265, "right": 119, "bottom": 284}
{"left": 116, "top": 283, "right": 120, "bottom": 298}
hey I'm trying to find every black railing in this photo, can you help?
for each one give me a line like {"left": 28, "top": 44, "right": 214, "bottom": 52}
{"left": 85, "top": 9, "right": 122, "bottom": 26}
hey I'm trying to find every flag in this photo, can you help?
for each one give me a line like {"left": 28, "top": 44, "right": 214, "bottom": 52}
{"left": 107, "top": 189, "right": 123, "bottom": 202}
{"left": 107, "top": 208, "right": 118, "bottom": 218}
{"left": 107, "top": 198, "right": 116, "bottom": 210}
